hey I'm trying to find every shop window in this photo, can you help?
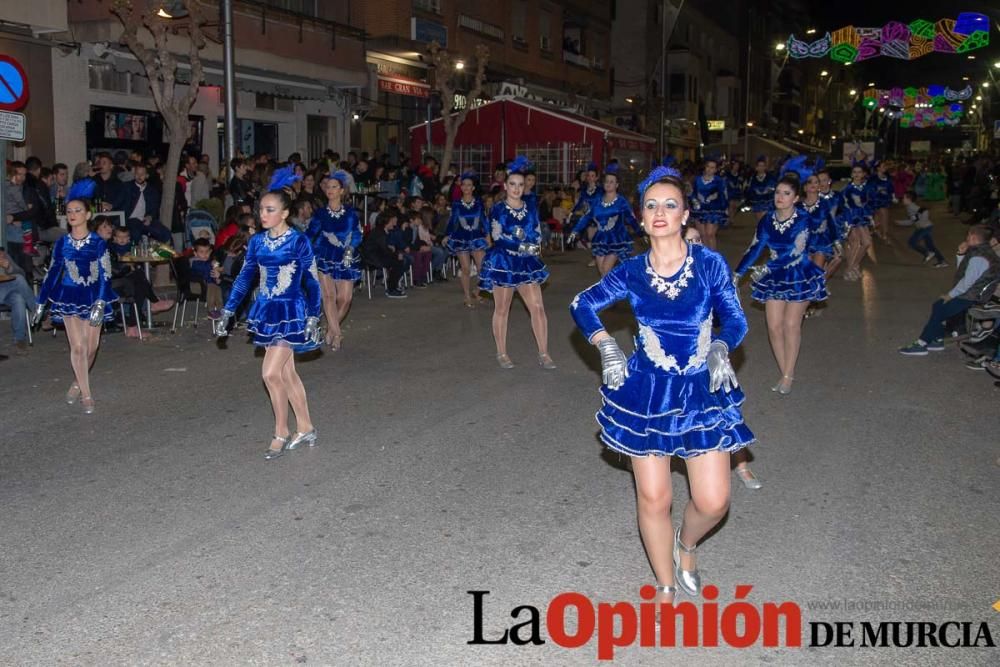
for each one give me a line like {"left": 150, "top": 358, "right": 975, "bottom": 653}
{"left": 426, "top": 144, "right": 493, "bottom": 179}
{"left": 516, "top": 143, "right": 592, "bottom": 188}
{"left": 276, "top": 97, "right": 295, "bottom": 112}
{"left": 255, "top": 93, "right": 296, "bottom": 112}
{"left": 539, "top": 12, "right": 551, "bottom": 51}
{"left": 88, "top": 61, "right": 129, "bottom": 93}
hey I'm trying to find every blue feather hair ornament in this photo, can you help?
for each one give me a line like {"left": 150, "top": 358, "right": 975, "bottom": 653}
{"left": 779, "top": 155, "right": 813, "bottom": 182}
{"left": 328, "top": 170, "right": 351, "bottom": 188}
{"left": 636, "top": 165, "right": 683, "bottom": 198}
{"left": 662, "top": 155, "right": 676, "bottom": 168}
{"left": 506, "top": 155, "right": 533, "bottom": 175}
{"left": 604, "top": 163, "right": 620, "bottom": 175}
{"left": 67, "top": 177, "right": 98, "bottom": 202}
{"left": 585, "top": 161, "right": 598, "bottom": 172}
{"left": 459, "top": 170, "right": 478, "bottom": 183}
{"left": 268, "top": 165, "right": 301, "bottom": 192}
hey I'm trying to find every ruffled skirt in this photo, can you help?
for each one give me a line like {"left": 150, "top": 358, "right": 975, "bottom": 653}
{"left": 597, "top": 364, "right": 754, "bottom": 458}
{"left": 46, "top": 284, "right": 117, "bottom": 323}
{"left": 446, "top": 235, "right": 489, "bottom": 253}
{"left": 315, "top": 244, "right": 362, "bottom": 281}
{"left": 751, "top": 261, "right": 828, "bottom": 302}
{"left": 246, "top": 297, "right": 319, "bottom": 353}
{"left": 750, "top": 200, "right": 772, "bottom": 213}
{"left": 692, "top": 209, "right": 730, "bottom": 227}
{"left": 478, "top": 250, "right": 548, "bottom": 291}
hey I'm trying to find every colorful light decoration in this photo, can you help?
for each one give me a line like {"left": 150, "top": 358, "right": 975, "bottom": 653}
{"left": 860, "top": 87, "right": 967, "bottom": 128}
{"left": 787, "top": 13, "right": 990, "bottom": 64}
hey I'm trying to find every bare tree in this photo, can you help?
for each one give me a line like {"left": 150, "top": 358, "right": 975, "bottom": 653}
{"left": 426, "top": 42, "right": 489, "bottom": 175}
{"left": 112, "top": 0, "right": 207, "bottom": 232}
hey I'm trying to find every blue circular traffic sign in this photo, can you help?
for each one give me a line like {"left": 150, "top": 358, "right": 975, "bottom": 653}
{"left": 0, "top": 55, "right": 29, "bottom": 111}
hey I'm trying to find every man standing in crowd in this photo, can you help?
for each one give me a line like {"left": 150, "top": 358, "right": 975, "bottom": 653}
{"left": 123, "top": 164, "right": 168, "bottom": 243}
{"left": 93, "top": 151, "right": 124, "bottom": 211}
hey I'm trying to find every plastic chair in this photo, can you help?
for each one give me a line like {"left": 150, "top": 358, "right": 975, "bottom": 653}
{"left": 0, "top": 303, "right": 32, "bottom": 345}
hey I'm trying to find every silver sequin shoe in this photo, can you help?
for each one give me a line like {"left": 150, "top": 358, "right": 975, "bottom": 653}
{"left": 496, "top": 354, "right": 514, "bottom": 369}
{"left": 264, "top": 435, "right": 289, "bottom": 461}
{"left": 673, "top": 526, "right": 701, "bottom": 597}
{"left": 286, "top": 429, "right": 317, "bottom": 450}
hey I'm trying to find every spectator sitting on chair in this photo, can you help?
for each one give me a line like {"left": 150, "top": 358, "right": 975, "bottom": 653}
{"left": 122, "top": 164, "right": 168, "bottom": 243}
{"left": 419, "top": 208, "right": 448, "bottom": 281}
{"left": 189, "top": 237, "right": 224, "bottom": 318}
{"left": 96, "top": 217, "right": 174, "bottom": 338}
{"left": 0, "top": 248, "right": 37, "bottom": 355}
{"left": 899, "top": 225, "right": 1000, "bottom": 356}
{"left": 93, "top": 152, "right": 124, "bottom": 211}
{"left": 361, "top": 212, "right": 408, "bottom": 298}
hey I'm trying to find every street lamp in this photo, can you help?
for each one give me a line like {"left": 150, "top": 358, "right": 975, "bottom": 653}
{"left": 806, "top": 28, "right": 816, "bottom": 35}
{"left": 746, "top": 121, "right": 754, "bottom": 127}
{"left": 454, "top": 61, "right": 465, "bottom": 70}
{"left": 849, "top": 89, "right": 857, "bottom": 96}
{"left": 775, "top": 43, "right": 786, "bottom": 52}
{"left": 157, "top": 1, "right": 188, "bottom": 18}
{"left": 868, "top": 82, "right": 875, "bottom": 87}
{"left": 820, "top": 70, "right": 829, "bottom": 77}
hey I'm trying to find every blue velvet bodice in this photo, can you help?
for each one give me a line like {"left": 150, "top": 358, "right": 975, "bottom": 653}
{"left": 306, "top": 204, "right": 363, "bottom": 253}
{"left": 489, "top": 200, "right": 541, "bottom": 254}
{"left": 571, "top": 246, "right": 747, "bottom": 375}
{"left": 837, "top": 181, "right": 873, "bottom": 226}
{"left": 572, "top": 184, "right": 602, "bottom": 216}
{"left": 570, "top": 195, "right": 639, "bottom": 235}
{"left": 744, "top": 172, "right": 777, "bottom": 205}
{"left": 691, "top": 175, "right": 729, "bottom": 213}
{"left": 37, "top": 232, "right": 117, "bottom": 307}
{"left": 446, "top": 198, "right": 488, "bottom": 239}
{"left": 224, "top": 228, "right": 321, "bottom": 315}
{"left": 734, "top": 208, "right": 813, "bottom": 275}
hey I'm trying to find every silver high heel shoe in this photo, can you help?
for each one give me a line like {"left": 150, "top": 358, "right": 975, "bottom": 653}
{"left": 66, "top": 383, "right": 81, "bottom": 405}
{"left": 673, "top": 526, "right": 701, "bottom": 597}
{"left": 736, "top": 466, "right": 763, "bottom": 490}
{"left": 264, "top": 435, "right": 289, "bottom": 461}
{"left": 496, "top": 354, "right": 514, "bottom": 369}
{"left": 286, "top": 429, "right": 317, "bottom": 450}
{"left": 81, "top": 396, "right": 95, "bottom": 415}
{"left": 538, "top": 354, "right": 557, "bottom": 370}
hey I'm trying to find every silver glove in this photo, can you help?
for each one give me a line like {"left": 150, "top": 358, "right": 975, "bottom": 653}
{"left": 304, "top": 316, "right": 322, "bottom": 345}
{"left": 597, "top": 337, "right": 628, "bottom": 390}
{"left": 514, "top": 226, "right": 525, "bottom": 241}
{"left": 707, "top": 340, "right": 738, "bottom": 393}
{"left": 342, "top": 247, "right": 354, "bottom": 265}
{"left": 567, "top": 232, "right": 578, "bottom": 245}
{"left": 212, "top": 309, "right": 235, "bottom": 337}
{"left": 833, "top": 240, "right": 844, "bottom": 257}
{"left": 518, "top": 242, "right": 540, "bottom": 256}
{"left": 31, "top": 303, "right": 46, "bottom": 328}
{"left": 749, "top": 265, "right": 770, "bottom": 283}
{"left": 88, "top": 300, "right": 106, "bottom": 327}
{"left": 732, "top": 272, "right": 741, "bottom": 288}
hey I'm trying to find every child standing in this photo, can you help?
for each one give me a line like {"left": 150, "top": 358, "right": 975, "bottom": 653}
{"left": 190, "top": 238, "right": 224, "bottom": 316}
{"left": 897, "top": 191, "right": 947, "bottom": 269}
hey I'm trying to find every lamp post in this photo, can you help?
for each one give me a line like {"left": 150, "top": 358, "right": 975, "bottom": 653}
{"left": 222, "top": 0, "right": 236, "bottom": 164}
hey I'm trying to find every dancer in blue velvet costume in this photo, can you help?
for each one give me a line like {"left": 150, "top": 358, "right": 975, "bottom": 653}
{"left": 744, "top": 156, "right": 777, "bottom": 223}
{"left": 689, "top": 156, "right": 729, "bottom": 250}
{"left": 837, "top": 163, "right": 874, "bottom": 281}
{"left": 32, "top": 178, "right": 118, "bottom": 415}
{"left": 479, "top": 156, "right": 555, "bottom": 370}
{"left": 214, "top": 173, "right": 323, "bottom": 460}
{"left": 567, "top": 163, "right": 641, "bottom": 276}
{"left": 869, "top": 160, "right": 894, "bottom": 245}
{"left": 307, "top": 170, "right": 361, "bottom": 351}
{"left": 445, "top": 171, "right": 489, "bottom": 307}
{"left": 570, "top": 166, "right": 753, "bottom": 606}
{"left": 570, "top": 162, "right": 602, "bottom": 249}
{"left": 734, "top": 167, "right": 828, "bottom": 397}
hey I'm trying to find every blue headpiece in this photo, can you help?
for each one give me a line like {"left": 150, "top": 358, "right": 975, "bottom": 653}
{"left": 268, "top": 165, "right": 301, "bottom": 192}
{"left": 779, "top": 155, "right": 813, "bottom": 182}
{"left": 636, "top": 165, "right": 683, "bottom": 198}
{"left": 814, "top": 157, "right": 826, "bottom": 172}
{"left": 662, "top": 156, "right": 676, "bottom": 168}
{"left": 585, "top": 161, "right": 598, "bottom": 173}
{"left": 459, "top": 170, "right": 478, "bottom": 183}
{"left": 604, "top": 163, "right": 620, "bottom": 175}
{"left": 328, "top": 170, "right": 351, "bottom": 188}
{"left": 506, "top": 155, "right": 533, "bottom": 175}
{"left": 755, "top": 154, "right": 767, "bottom": 164}
{"left": 67, "top": 178, "right": 98, "bottom": 202}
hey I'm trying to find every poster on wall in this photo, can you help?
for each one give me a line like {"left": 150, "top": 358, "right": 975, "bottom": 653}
{"left": 103, "top": 112, "right": 148, "bottom": 141}
{"left": 842, "top": 140, "right": 876, "bottom": 163}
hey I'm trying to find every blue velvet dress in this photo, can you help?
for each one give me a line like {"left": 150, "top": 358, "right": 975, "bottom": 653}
{"left": 445, "top": 198, "right": 489, "bottom": 253}
{"left": 735, "top": 209, "right": 829, "bottom": 303}
{"left": 799, "top": 198, "right": 837, "bottom": 258}
{"left": 725, "top": 170, "right": 745, "bottom": 203}
{"left": 837, "top": 181, "right": 873, "bottom": 229}
{"left": 869, "top": 174, "right": 893, "bottom": 209}
{"left": 478, "top": 200, "right": 548, "bottom": 291}
{"left": 570, "top": 245, "right": 754, "bottom": 458}
{"left": 569, "top": 194, "right": 640, "bottom": 258}
{"left": 307, "top": 204, "right": 362, "bottom": 280}
{"left": 744, "top": 173, "right": 777, "bottom": 213}
{"left": 37, "top": 232, "right": 118, "bottom": 324}
{"left": 223, "top": 228, "right": 322, "bottom": 353}
{"left": 572, "top": 184, "right": 602, "bottom": 218}
{"left": 691, "top": 175, "right": 730, "bottom": 226}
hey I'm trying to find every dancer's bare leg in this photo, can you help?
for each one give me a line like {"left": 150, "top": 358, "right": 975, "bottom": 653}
{"left": 457, "top": 252, "right": 473, "bottom": 304}
{"left": 631, "top": 455, "right": 675, "bottom": 602}
{"left": 318, "top": 274, "right": 340, "bottom": 345}
{"left": 779, "top": 300, "right": 810, "bottom": 391}
{"left": 491, "top": 286, "right": 514, "bottom": 358}
{"left": 765, "top": 300, "right": 787, "bottom": 385}
{"left": 280, "top": 349, "right": 313, "bottom": 434}
{"left": 472, "top": 250, "right": 486, "bottom": 302}
{"left": 261, "top": 345, "right": 292, "bottom": 451}
{"left": 678, "top": 451, "right": 732, "bottom": 574}
{"left": 701, "top": 222, "right": 718, "bottom": 250}
{"left": 64, "top": 318, "right": 93, "bottom": 399}
{"left": 516, "top": 282, "right": 550, "bottom": 359}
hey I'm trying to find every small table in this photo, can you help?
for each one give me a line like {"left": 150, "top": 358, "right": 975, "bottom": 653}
{"left": 119, "top": 254, "right": 171, "bottom": 328}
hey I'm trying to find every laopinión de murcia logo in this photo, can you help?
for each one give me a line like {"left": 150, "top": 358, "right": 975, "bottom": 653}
{"left": 467, "top": 587, "right": 997, "bottom": 660}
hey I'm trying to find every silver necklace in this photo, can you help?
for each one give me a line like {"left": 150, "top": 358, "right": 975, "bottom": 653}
{"left": 327, "top": 205, "right": 345, "bottom": 219}
{"left": 646, "top": 252, "right": 694, "bottom": 300}
{"left": 68, "top": 234, "right": 91, "bottom": 250}
{"left": 460, "top": 198, "right": 476, "bottom": 210}
{"left": 263, "top": 227, "right": 292, "bottom": 251}
{"left": 505, "top": 202, "right": 527, "bottom": 221}
{"left": 600, "top": 196, "right": 617, "bottom": 208}
{"left": 772, "top": 209, "right": 797, "bottom": 234}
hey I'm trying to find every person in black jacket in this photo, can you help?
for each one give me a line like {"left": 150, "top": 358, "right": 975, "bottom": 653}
{"left": 361, "top": 212, "right": 408, "bottom": 298}
{"left": 92, "top": 152, "right": 125, "bottom": 211}
{"left": 228, "top": 157, "right": 256, "bottom": 206}
{"left": 121, "top": 164, "right": 168, "bottom": 243}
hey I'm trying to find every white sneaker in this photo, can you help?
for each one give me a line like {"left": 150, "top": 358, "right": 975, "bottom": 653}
{"left": 923, "top": 253, "right": 935, "bottom": 264}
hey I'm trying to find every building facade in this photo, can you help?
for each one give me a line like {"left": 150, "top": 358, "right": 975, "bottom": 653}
{"left": 3, "top": 0, "right": 367, "bottom": 172}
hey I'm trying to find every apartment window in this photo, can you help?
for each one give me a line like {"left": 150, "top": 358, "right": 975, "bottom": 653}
{"left": 88, "top": 61, "right": 129, "bottom": 93}
{"left": 539, "top": 11, "right": 551, "bottom": 51}
{"left": 512, "top": 1, "right": 527, "bottom": 46}
{"left": 413, "top": 0, "right": 441, "bottom": 14}
{"left": 426, "top": 144, "right": 492, "bottom": 177}
{"left": 255, "top": 93, "right": 295, "bottom": 112}
{"left": 669, "top": 73, "right": 684, "bottom": 102}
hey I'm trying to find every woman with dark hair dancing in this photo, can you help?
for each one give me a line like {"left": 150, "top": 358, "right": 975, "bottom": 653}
{"left": 32, "top": 179, "right": 118, "bottom": 414}
{"left": 567, "top": 163, "right": 641, "bottom": 276}
{"left": 214, "top": 168, "right": 323, "bottom": 460}
{"left": 445, "top": 171, "right": 489, "bottom": 307}
{"left": 733, "top": 164, "right": 828, "bottom": 395}
{"left": 479, "top": 156, "right": 554, "bottom": 370}
{"left": 570, "top": 166, "right": 753, "bottom": 606}
{"left": 689, "top": 156, "right": 729, "bottom": 250}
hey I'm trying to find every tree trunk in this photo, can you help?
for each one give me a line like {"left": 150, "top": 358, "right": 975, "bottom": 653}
{"left": 161, "top": 120, "right": 187, "bottom": 241}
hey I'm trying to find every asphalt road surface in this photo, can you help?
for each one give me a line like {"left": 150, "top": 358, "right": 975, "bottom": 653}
{"left": 2, "top": 203, "right": 998, "bottom": 666}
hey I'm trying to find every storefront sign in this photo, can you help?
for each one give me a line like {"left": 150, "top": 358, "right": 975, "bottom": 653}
{"left": 910, "top": 140, "right": 931, "bottom": 153}
{"left": 458, "top": 15, "right": 505, "bottom": 41}
{"left": 707, "top": 119, "right": 726, "bottom": 131}
{"left": 0, "top": 110, "right": 25, "bottom": 141}
{"left": 378, "top": 74, "right": 430, "bottom": 98}
{"left": 412, "top": 18, "right": 447, "bottom": 46}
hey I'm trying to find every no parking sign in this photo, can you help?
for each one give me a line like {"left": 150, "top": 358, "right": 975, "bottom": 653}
{"left": 0, "top": 54, "right": 29, "bottom": 111}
